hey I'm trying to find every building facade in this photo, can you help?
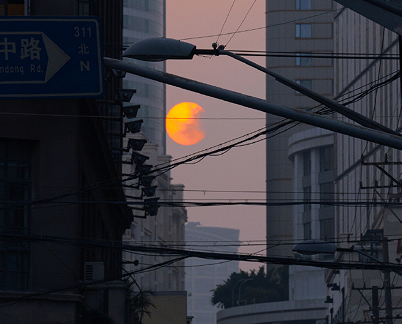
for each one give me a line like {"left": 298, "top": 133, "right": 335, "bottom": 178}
{"left": 0, "top": 1, "right": 188, "bottom": 323}
{"left": 265, "top": 0, "right": 335, "bottom": 259}
{"left": 0, "top": 2, "right": 134, "bottom": 323}
{"left": 264, "top": 1, "right": 335, "bottom": 323}
{"left": 216, "top": 1, "right": 339, "bottom": 323}
{"left": 122, "top": 0, "right": 166, "bottom": 154}
{"left": 328, "top": 3, "right": 402, "bottom": 323}
{"left": 185, "top": 222, "right": 240, "bottom": 324}
{"left": 122, "top": 157, "right": 187, "bottom": 293}
{"left": 121, "top": 0, "right": 187, "bottom": 313}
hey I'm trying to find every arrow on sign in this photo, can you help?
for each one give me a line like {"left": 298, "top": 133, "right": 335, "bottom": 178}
{"left": 42, "top": 33, "right": 70, "bottom": 83}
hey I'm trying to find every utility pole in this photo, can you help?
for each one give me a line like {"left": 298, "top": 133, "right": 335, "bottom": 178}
{"left": 351, "top": 237, "right": 394, "bottom": 324}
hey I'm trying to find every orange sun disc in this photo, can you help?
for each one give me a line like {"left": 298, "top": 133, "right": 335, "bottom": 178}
{"left": 166, "top": 102, "right": 205, "bottom": 145}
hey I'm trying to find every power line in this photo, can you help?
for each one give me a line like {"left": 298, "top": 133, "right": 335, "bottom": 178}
{"left": 2, "top": 199, "right": 402, "bottom": 209}
{"left": 225, "top": 0, "right": 257, "bottom": 47}
{"left": 3, "top": 230, "right": 401, "bottom": 307}
{"left": 0, "top": 255, "right": 186, "bottom": 307}
{"left": 0, "top": 66, "right": 397, "bottom": 212}
{"left": 179, "top": 9, "right": 341, "bottom": 42}
{"left": 159, "top": 188, "right": 388, "bottom": 196}
{"left": 230, "top": 51, "right": 400, "bottom": 60}
{"left": 216, "top": 0, "right": 236, "bottom": 45}
{"left": 230, "top": 49, "right": 400, "bottom": 57}
{"left": 0, "top": 232, "right": 400, "bottom": 273}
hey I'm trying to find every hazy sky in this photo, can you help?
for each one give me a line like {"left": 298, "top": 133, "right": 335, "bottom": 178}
{"left": 166, "top": 0, "right": 267, "bottom": 271}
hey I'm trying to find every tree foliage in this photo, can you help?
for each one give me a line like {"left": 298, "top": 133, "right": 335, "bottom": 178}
{"left": 211, "top": 266, "right": 289, "bottom": 309}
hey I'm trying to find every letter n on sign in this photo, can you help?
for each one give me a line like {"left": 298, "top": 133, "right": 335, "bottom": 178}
{"left": 80, "top": 60, "right": 90, "bottom": 71}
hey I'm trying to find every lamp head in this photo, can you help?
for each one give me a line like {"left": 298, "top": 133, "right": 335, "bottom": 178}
{"left": 292, "top": 240, "right": 338, "bottom": 255}
{"left": 139, "top": 175, "right": 155, "bottom": 187}
{"left": 117, "top": 88, "right": 136, "bottom": 102}
{"left": 123, "top": 38, "right": 197, "bottom": 61}
{"left": 136, "top": 164, "right": 152, "bottom": 176}
{"left": 144, "top": 198, "right": 159, "bottom": 216}
{"left": 123, "top": 105, "right": 141, "bottom": 119}
{"left": 127, "top": 138, "right": 147, "bottom": 151}
{"left": 131, "top": 151, "right": 149, "bottom": 165}
{"left": 125, "top": 119, "right": 143, "bottom": 134}
{"left": 142, "top": 186, "right": 157, "bottom": 197}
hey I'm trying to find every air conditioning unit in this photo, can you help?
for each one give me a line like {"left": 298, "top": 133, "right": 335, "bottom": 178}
{"left": 84, "top": 262, "right": 105, "bottom": 282}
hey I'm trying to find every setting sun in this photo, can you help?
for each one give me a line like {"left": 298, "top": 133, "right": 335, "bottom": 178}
{"left": 166, "top": 102, "right": 205, "bottom": 145}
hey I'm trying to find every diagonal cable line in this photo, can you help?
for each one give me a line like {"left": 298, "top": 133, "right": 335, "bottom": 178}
{"left": 225, "top": 0, "right": 257, "bottom": 47}
{"left": 216, "top": 0, "right": 236, "bottom": 45}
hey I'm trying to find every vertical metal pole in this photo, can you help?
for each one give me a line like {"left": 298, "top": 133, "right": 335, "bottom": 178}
{"left": 341, "top": 287, "right": 345, "bottom": 324}
{"left": 399, "top": 34, "right": 402, "bottom": 138}
{"left": 237, "top": 278, "right": 253, "bottom": 306}
{"left": 372, "top": 286, "right": 379, "bottom": 324}
{"left": 232, "top": 279, "right": 244, "bottom": 307}
{"left": 399, "top": 35, "right": 402, "bottom": 114}
{"left": 383, "top": 237, "right": 393, "bottom": 324}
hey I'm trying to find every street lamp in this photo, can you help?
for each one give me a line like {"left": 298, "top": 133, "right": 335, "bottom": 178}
{"left": 122, "top": 37, "right": 397, "bottom": 136}
{"left": 293, "top": 239, "right": 402, "bottom": 275}
{"left": 104, "top": 39, "right": 402, "bottom": 150}
{"left": 122, "top": 37, "right": 215, "bottom": 61}
{"left": 237, "top": 278, "right": 254, "bottom": 306}
{"left": 231, "top": 278, "right": 253, "bottom": 307}
{"left": 292, "top": 240, "right": 338, "bottom": 255}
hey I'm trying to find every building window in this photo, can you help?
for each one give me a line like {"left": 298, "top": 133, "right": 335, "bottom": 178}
{"left": 303, "top": 151, "right": 311, "bottom": 176}
{"left": 320, "top": 146, "right": 334, "bottom": 172}
{"left": 303, "top": 222, "right": 312, "bottom": 240}
{"left": 303, "top": 186, "right": 311, "bottom": 212}
{"left": 302, "top": 151, "right": 312, "bottom": 214}
{"left": 296, "top": 24, "right": 312, "bottom": 38}
{"left": 0, "top": 0, "right": 24, "bottom": 16}
{"left": 320, "top": 218, "right": 334, "bottom": 241}
{"left": 296, "top": 80, "right": 313, "bottom": 93}
{"left": 296, "top": 52, "right": 312, "bottom": 66}
{"left": 0, "top": 139, "right": 31, "bottom": 291}
{"left": 296, "top": 0, "right": 311, "bottom": 10}
{"left": 320, "top": 182, "right": 334, "bottom": 203}
{"left": 78, "top": 0, "right": 91, "bottom": 15}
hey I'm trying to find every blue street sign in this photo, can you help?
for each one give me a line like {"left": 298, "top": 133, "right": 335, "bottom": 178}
{"left": 0, "top": 17, "right": 104, "bottom": 99}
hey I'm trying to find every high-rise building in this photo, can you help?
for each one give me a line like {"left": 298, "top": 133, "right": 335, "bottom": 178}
{"left": 121, "top": 0, "right": 187, "bottom": 304}
{"left": 328, "top": 3, "right": 402, "bottom": 323}
{"left": 265, "top": 0, "right": 335, "bottom": 308}
{"left": 122, "top": 0, "right": 166, "bottom": 154}
{"left": 218, "top": 1, "right": 336, "bottom": 322}
{"left": 265, "top": 0, "right": 335, "bottom": 260}
{"left": 185, "top": 222, "right": 239, "bottom": 324}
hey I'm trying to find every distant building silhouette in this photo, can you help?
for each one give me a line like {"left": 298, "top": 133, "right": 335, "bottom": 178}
{"left": 185, "top": 222, "right": 240, "bottom": 324}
